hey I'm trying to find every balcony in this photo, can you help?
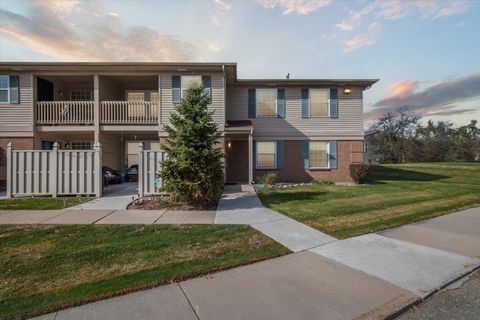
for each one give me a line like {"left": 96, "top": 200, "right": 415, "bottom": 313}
{"left": 101, "top": 101, "right": 158, "bottom": 124}
{"left": 35, "top": 75, "right": 160, "bottom": 127}
{"left": 36, "top": 101, "right": 94, "bottom": 125}
{"left": 35, "top": 100, "right": 159, "bottom": 125}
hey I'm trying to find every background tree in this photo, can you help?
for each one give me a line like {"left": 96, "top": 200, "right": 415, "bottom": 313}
{"left": 453, "top": 120, "right": 480, "bottom": 161}
{"left": 367, "top": 109, "right": 479, "bottom": 163}
{"left": 415, "top": 120, "right": 456, "bottom": 161}
{"left": 160, "top": 81, "right": 223, "bottom": 207}
{"left": 368, "top": 109, "right": 419, "bottom": 163}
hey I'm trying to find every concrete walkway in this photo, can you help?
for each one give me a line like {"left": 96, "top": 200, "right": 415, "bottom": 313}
{"left": 70, "top": 182, "right": 138, "bottom": 210}
{"left": 215, "top": 184, "right": 336, "bottom": 252}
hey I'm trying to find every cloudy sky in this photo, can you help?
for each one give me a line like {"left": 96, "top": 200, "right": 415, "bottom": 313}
{"left": 0, "top": 0, "right": 479, "bottom": 126}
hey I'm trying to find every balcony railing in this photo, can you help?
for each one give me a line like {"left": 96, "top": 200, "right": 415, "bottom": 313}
{"left": 36, "top": 101, "right": 94, "bottom": 125}
{"left": 101, "top": 101, "right": 159, "bottom": 124}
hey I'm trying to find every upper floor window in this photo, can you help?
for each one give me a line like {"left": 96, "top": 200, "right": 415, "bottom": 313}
{"left": 309, "top": 141, "right": 329, "bottom": 168}
{"left": 0, "top": 75, "right": 19, "bottom": 104}
{"left": 181, "top": 75, "right": 202, "bottom": 98}
{"left": 256, "top": 141, "right": 276, "bottom": 169}
{"left": 0, "top": 75, "right": 9, "bottom": 103}
{"left": 309, "top": 89, "right": 329, "bottom": 117}
{"left": 71, "top": 90, "right": 91, "bottom": 101}
{"left": 256, "top": 89, "right": 277, "bottom": 117}
{"left": 150, "top": 92, "right": 159, "bottom": 102}
{"left": 126, "top": 91, "right": 159, "bottom": 102}
{"left": 127, "top": 92, "right": 145, "bottom": 101}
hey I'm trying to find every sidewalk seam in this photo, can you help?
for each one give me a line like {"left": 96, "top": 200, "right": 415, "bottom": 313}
{"left": 39, "top": 210, "right": 72, "bottom": 224}
{"left": 152, "top": 208, "right": 169, "bottom": 224}
{"left": 90, "top": 210, "right": 117, "bottom": 224}
{"left": 177, "top": 283, "right": 201, "bottom": 320}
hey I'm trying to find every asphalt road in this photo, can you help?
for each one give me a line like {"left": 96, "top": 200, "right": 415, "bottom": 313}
{"left": 397, "top": 269, "right": 480, "bottom": 320}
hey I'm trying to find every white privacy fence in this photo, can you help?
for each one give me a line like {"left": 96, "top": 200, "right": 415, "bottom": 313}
{"left": 6, "top": 142, "right": 102, "bottom": 198}
{"left": 138, "top": 143, "right": 165, "bottom": 197}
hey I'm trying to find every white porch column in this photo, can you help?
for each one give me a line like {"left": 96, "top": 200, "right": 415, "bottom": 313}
{"left": 51, "top": 142, "right": 59, "bottom": 198}
{"left": 6, "top": 143, "right": 12, "bottom": 198}
{"left": 248, "top": 132, "right": 253, "bottom": 184}
{"left": 94, "top": 142, "right": 103, "bottom": 197}
{"left": 158, "top": 74, "right": 162, "bottom": 132}
{"left": 138, "top": 142, "right": 144, "bottom": 197}
{"left": 94, "top": 75, "right": 100, "bottom": 143}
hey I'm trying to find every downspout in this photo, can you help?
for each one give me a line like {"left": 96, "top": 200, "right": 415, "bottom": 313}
{"left": 222, "top": 64, "right": 226, "bottom": 131}
{"left": 222, "top": 64, "right": 227, "bottom": 183}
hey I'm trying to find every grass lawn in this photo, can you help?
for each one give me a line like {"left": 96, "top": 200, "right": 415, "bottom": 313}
{"left": 257, "top": 162, "right": 480, "bottom": 239}
{"left": 0, "top": 197, "right": 91, "bottom": 210}
{"left": 0, "top": 224, "right": 288, "bottom": 320}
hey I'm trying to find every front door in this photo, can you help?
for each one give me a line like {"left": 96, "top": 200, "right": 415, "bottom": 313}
{"left": 226, "top": 140, "right": 249, "bottom": 183}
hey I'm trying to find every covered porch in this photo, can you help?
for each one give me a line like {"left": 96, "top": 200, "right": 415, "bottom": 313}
{"left": 225, "top": 121, "right": 253, "bottom": 184}
{"left": 34, "top": 74, "right": 159, "bottom": 126}
{"left": 34, "top": 130, "right": 160, "bottom": 180}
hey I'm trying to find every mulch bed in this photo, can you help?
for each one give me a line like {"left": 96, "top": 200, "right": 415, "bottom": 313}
{"left": 128, "top": 196, "right": 218, "bottom": 211}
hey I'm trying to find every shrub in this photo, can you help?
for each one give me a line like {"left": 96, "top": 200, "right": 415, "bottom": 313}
{"left": 349, "top": 164, "right": 371, "bottom": 184}
{"left": 160, "top": 81, "right": 223, "bottom": 207}
{"left": 313, "top": 179, "right": 335, "bottom": 186}
{"left": 256, "top": 172, "right": 278, "bottom": 186}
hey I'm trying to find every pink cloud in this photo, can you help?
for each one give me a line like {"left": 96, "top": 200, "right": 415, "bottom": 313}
{"left": 0, "top": 1, "right": 194, "bottom": 61}
{"left": 385, "top": 80, "right": 419, "bottom": 96}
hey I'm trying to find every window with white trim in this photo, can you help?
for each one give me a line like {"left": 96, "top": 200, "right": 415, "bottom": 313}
{"left": 256, "top": 141, "right": 276, "bottom": 169}
{"left": 310, "top": 89, "right": 329, "bottom": 117}
{"left": 71, "top": 90, "right": 91, "bottom": 101}
{"left": 0, "top": 75, "right": 10, "bottom": 103}
{"left": 127, "top": 92, "right": 145, "bottom": 101}
{"left": 309, "top": 141, "right": 329, "bottom": 168}
{"left": 181, "top": 75, "right": 202, "bottom": 98}
{"left": 126, "top": 91, "right": 158, "bottom": 102}
{"left": 256, "top": 89, "right": 276, "bottom": 117}
{"left": 71, "top": 141, "right": 92, "bottom": 150}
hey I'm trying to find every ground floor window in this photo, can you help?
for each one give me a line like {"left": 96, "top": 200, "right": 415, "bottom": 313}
{"left": 41, "top": 140, "right": 55, "bottom": 150}
{"left": 71, "top": 141, "right": 92, "bottom": 150}
{"left": 256, "top": 141, "right": 276, "bottom": 169}
{"left": 309, "top": 141, "right": 329, "bottom": 168}
{"left": 70, "top": 90, "right": 92, "bottom": 101}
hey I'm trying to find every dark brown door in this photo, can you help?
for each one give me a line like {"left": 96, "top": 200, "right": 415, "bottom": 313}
{"left": 226, "top": 140, "right": 249, "bottom": 182}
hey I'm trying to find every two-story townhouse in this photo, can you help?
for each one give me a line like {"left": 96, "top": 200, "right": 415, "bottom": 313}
{"left": 0, "top": 62, "right": 377, "bottom": 188}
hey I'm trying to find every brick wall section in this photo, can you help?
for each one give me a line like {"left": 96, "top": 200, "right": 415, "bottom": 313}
{"left": 159, "top": 135, "right": 226, "bottom": 176}
{"left": 254, "top": 140, "right": 363, "bottom": 183}
{"left": 0, "top": 137, "right": 34, "bottom": 188}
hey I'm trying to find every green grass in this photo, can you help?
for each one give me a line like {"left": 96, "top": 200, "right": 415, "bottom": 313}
{"left": 0, "top": 197, "right": 91, "bottom": 210}
{"left": 257, "top": 162, "right": 480, "bottom": 239}
{"left": 0, "top": 224, "right": 288, "bottom": 319}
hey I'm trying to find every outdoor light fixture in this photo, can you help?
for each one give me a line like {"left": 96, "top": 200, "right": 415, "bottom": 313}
{"left": 227, "top": 141, "right": 232, "bottom": 148}
{"left": 343, "top": 88, "right": 351, "bottom": 94}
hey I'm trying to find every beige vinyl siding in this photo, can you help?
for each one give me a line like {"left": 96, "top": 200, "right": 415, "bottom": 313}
{"left": 0, "top": 74, "right": 34, "bottom": 136}
{"left": 226, "top": 86, "right": 364, "bottom": 140}
{"left": 100, "top": 132, "right": 123, "bottom": 170}
{"left": 160, "top": 73, "right": 225, "bottom": 133}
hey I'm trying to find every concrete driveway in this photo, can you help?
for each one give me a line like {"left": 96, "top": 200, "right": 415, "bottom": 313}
{"left": 70, "top": 182, "right": 138, "bottom": 210}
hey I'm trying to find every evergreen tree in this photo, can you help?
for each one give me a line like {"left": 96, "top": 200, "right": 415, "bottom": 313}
{"left": 159, "top": 81, "right": 223, "bottom": 206}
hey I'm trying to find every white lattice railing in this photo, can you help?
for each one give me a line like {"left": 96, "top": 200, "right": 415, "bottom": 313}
{"left": 36, "top": 101, "right": 94, "bottom": 124}
{"left": 101, "top": 101, "right": 159, "bottom": 124}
